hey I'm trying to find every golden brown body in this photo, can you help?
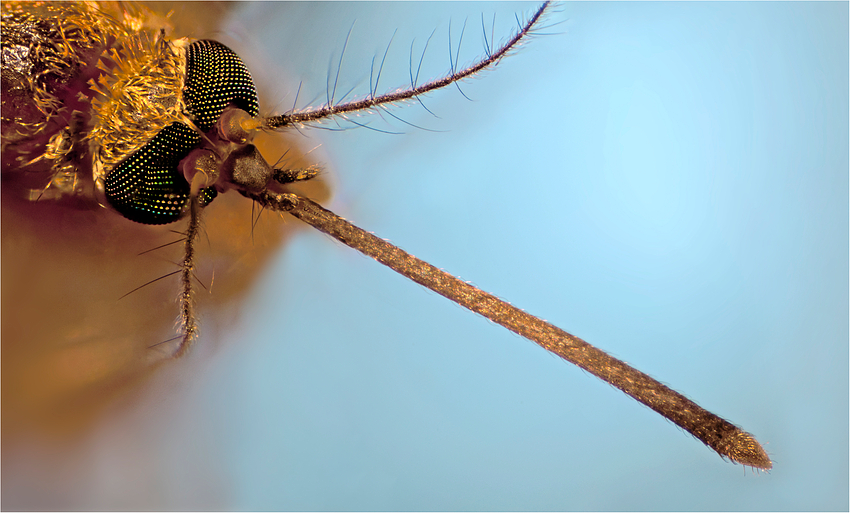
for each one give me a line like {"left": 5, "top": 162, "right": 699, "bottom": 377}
{"left": 1, "top": 1, "right": 327, "bottom": 439}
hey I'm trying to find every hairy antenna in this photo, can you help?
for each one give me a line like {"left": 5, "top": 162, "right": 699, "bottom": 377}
{"left": 262, "top": 2, "right": 550, "bottom": 129}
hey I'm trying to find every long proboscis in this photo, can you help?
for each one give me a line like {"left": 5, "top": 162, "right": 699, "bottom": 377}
{"left": 247, "top": 190, "right": 772, "bottom": 470}
{"left": 262, "top": 2, "right": 551, "bottom": 130}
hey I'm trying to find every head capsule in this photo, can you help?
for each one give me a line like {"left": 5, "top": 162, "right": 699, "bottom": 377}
{"left": 92, "top": 39, "right": 260, "bottom": 225}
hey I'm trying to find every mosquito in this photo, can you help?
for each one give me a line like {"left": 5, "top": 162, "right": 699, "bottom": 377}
{"left": 0, "top": 1, "right": 771, "bottom": 470}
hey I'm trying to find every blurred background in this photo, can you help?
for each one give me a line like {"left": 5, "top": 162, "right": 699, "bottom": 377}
{"left": 3, "top": 2, "right": 847, "bottom": 510}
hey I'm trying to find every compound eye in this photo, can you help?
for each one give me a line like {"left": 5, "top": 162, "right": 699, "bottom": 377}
{"left": 103, "top": 40, "right": 260, "bottom": 225}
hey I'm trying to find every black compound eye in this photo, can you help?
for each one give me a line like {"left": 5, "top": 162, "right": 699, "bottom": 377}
{"left": 104, "top": 40, "right": 260, "bottom": 225}
{"left": 184, "top": 40, "right": 260, "bottom": 131}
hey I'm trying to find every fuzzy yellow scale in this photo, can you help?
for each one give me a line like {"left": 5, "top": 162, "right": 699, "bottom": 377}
{"left": 89, "top": 34, "right": 189, "bottom": 185}
{"left": 0, "top": 1, "right": 175, "bottom": 202}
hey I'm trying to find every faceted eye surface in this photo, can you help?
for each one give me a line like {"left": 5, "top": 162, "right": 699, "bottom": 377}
{"left": 184, "top": 40, "right": 260, "bottom": 130}
{"left": 103, "top": 40, "right": 260, "bottom": 225}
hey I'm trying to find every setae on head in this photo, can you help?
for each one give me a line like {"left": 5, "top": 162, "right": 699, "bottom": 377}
{"left": 94, "top": 39, "right": 267, "bottom": 225}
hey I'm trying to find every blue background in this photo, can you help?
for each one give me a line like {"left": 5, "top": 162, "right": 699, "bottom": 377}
{"left": 124, "top": 2, "right": 847, "bottom": 510}
{"left": 197, "top": 2, "right": 847, "bottom": 509}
